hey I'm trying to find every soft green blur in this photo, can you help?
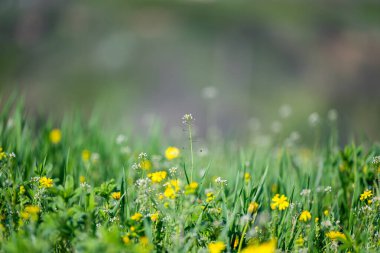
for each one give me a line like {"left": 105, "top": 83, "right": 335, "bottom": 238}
{"left": 1, "top": 1, "right": 380, "bottom": 142}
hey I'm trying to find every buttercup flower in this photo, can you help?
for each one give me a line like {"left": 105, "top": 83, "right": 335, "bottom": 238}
{"left": 49, "top": 129, "right": 62, "bottom": 144}
{"left": 39, "top": 176, "right": 53, "bottom": 188}
{"left": 148, "top": 171, "right": 167, "bottom": 183}
{"left": 131, "top": 212, "right": 143, "bottom": 222}
{"left": 241, "top": 240, "right": 276, "bottom": 253}
{"left": 111, "top": 192, "right": 121, "bottom": 200}
{"left": 82, "top": 149, "right": 91, "bottom": 162}
{"left": 326, "top": 231, "right": 346, "bottom": 241}
{"left": 270, "top": 194, "right": 289, "bottom": 211}
{"left": 299, "top": 210, "right": 312, "bottom": 222}
{"left": 360, "top": 190, "right": 373, "bottom": 202}
{"left": 165, "top": 146, "right": 180, "bottom": 160}
{"left": 248, "top": 202, "right": 259, "bottom": 214}
{"left": 208, "top": 241, "right": 225, "bottom": 253}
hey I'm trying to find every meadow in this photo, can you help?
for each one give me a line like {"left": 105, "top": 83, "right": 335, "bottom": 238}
{"left": 0, "top": 98, "right": 379, "bottom": 253}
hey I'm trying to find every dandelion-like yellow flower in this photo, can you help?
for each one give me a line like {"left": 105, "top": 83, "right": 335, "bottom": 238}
{"left": 0, "top": 147, "right": 6, "bottom": 160}
{"left": 299, "top": 210, "right": 311, "bottom": 222}
{"left": 81, "top": 149, "right": 91, "bottom": 162}
{"left": 360, "top": 190, "right": 373, "bottom": 202}
{"left": 164, "top": 186, "right": 176, "bottom": 199}
{"left": 21, "top": 205, "right": 40, "bottom": 221}
{"left": 39, "top": 176, "right": 53, "bottom": 188}
{"left": 270, "top": 194, "right": 289, "bottom": 211}
{"left": 241, "top": 240, "right": 276, "bottom": 253}
{"left": 208, "top": 241, "right": 226, "bottom": 253}
{"left": 139, "top": 160, "right": 152, "bottom": 170}
{"left": 295, "top": 237, "right": 304, "bottom": 247}
{"left": 147, "top": 171, "right": 167, "bottom": 183}
{"left": 150, "top": 212, "right": 159, "bottom": 222}
{"left": 80, "top": 176, "right": 86, "bottom": 184}
{"left": 244, "top": 172, "right": 251, "bottom": 181}
{"left": 49, "top": 129, "right": 62, "bottom": 144}
{"left": 19, "top": 185, "right": 25, "bottom": 195}
{"left": 326, "top": 231, "right": 346, "bottom": 241}
{"left": 206, "top": 192, "right": 215, "bottom": 203}
{"left": 131, "top": 212, "right": 143, "bottom": 222}
{"left": 248, "top": 202, "right": 259, "bottom": 214}
{"left": 185, "top": 181, "right": 198, "bottom": 195}
{"left": 165, "top": 146, "right": 180, "bottom": 160}
{"left": 323, "top": 209, "right": 329, "bottom": 216}
{"left": 111, "top": 192, "right": 121, "bottom": 200}
{"left": 122, "top": 235, "right": 130, "bottom": 244}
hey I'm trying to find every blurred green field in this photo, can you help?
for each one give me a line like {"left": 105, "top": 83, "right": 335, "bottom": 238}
{"left": 0, "top": 98, "right": 379, "bottom": 252}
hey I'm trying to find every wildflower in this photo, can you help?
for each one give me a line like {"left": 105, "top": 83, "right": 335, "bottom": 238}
{"left": 80, "top": 176, "right": 86, "bottom": 184}
{"left": 215, "top": 177, "right": 227, "bottom": 186}
{"left": 182, "top": 114, "right": 194, "bottom": 125}
{"left": 81, "top": 149, "right": 91, "bottom": 162}
{"left": 295, "top": 236, "right": 304, "bottom": 247}
{"left": 116, "top": 134, "right": 126, "bottom": 144}
{"left": 315, "top": 217, "right": 319, "bottom": 223}
{"left": 164, "top": 186, "right": 176, "bottom": 199}
{"left": 49, "top": 129, "right": 62, "bottom": 144}
{"left": 169, "top": 167, "right": 177, "bottom": 175}
{"left": 244, "top": 172, "right": 251, "bottom": 182}
{"left": 323, "top": 209, "right": 329, "bottom": 216}
{"left": 299, "top": 210, "right": 312, "bottom": 222}
{"left": 0, "top": 148, "right": 6, "bottom": 160}
{"left": 111, "top": 192, "right": 121, "bottom": 200}
{"left": 39, "top": 176, "right": 53, "bottom": 188}
{"left": 139, "top": 160, "right": 152, "bottom": 170}
{"left": 131, "top": 212, "right": 143, "bottom": 222}
{"left": 21, "top": 205, "right": 40, "bottom": 221}
{"left": 300, "top": 189, "right": 311, "bottom": 196}
{"left": 208, "top": 241, "right": 226, "bottom": 253}
{"left": 147, "top": 171, "right": 167, "bottom": 183}
{"left": 165, "top": 146, "right": 180, "bottom": 160}
{"left": 122, "top": 235, "right": 130, "bottom": 244}
{"left": 150, "top": 212, "right": 159, "bottom": 222}
{"left": 241, "top": 240, "right": 276, "bottom": 253}
{"left": 308, "top": 112, "right": 320, "bottom": 127}
{"left": 360, "top": 190, "right": 373, "bottom": 202}
{"left": 233, "top": 237, "right": 239, "bottom": 249}
{"left": 185, "top": 181, "right": 198, "bottom": 195}
{"left": 140, "top": 236, "right": 150, "bottom": 247}
{"left": 326, "top": 231, "right": 346, "bottom": 241}
{"left": 19, "top": 185, "right": 25, "bottom": 195}
{"left": 206, "top": 192, "right": 215, "bottom": 203}
{"left": 270, "top": 194, "right": 289, "bottom": 211}
{"left": 248, "top": 202, "right": 259, "bottom": 214}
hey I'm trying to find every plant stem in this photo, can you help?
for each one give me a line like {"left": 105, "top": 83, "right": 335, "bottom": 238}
{"left": 188, "top": 124, "right": 194, "bottom": 182}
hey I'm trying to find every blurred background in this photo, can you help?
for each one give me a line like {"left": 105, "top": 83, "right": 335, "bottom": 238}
{"left": 1, "top": 0, "right": 380, "bottom": 144}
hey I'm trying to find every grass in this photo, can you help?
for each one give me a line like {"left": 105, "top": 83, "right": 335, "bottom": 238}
{"left": 0, "top": 97, "right": 379, "bottom": 253}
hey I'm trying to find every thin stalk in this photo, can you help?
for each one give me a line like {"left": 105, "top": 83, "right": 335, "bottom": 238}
{"left": 188, "top": 124, "right": 194, "bottom": 182}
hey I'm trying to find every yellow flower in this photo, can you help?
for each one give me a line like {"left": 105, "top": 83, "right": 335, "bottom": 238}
{"left": 39, "top": 176, "right": 53, "bottom": 188}
{"left": 80, "top": 176, "right": 86, "bottom": 184}
{"left": 244, "top": 172, "right": 251, "bottom": 181}
{"left": 165, "top": 146, "right": 180, "bottom": 160}
{"left": 241, "top": 240, "right": 276, "bottom": 253}
{"left": 139, "top": 160, "right": 152, "bottom": 170}
{"left": 323, "top": 209, "right": 329, "bottom": 216}
{"left": 122, "top": 235, "right": 130, "bottom": 244}
{"left": 81, "top": 149, "right": 91, "bottom": 162}
{"left": 21, "top": 205, "right": 40, "bottom": 221}
{"left": 295, "top": 237, "right": 304, "bottom": 247}
{"left": 248, "top": 202, "right": 259, "bottom": 214}
{"left": 360, "top": 190, "right": 373, "bottom": 201}
{"left": 326, "top": 231, "right": 346, "bottom": 241}
{"left": 140, "top": 236, "right": 149, "bottom": 246}
{"left": 299, "top": 210, "right": 311, "bottom": 222}
{"left": 131, "top": 212, "right": 143, "bottom": 222}
{"left": 164, "top": 186, "right": 176, "bottom": 199}
{"left": 270, "top": 194, "right": 289, "bottom": 211}
{"left": 147, "top": 171, "right": 167, "bottom": 183}
{"left": 233, "top": 237, "right": 239, "bottom": 249}
{"left": 0, "top": 147, "right": 6, "bottom": 160}
{"left": 185, "top": 181, "right": 198, "bottom": 195}
{"left": 150, "top": 212, "right": 159, "bottom": 222}
{"left": 315, "top": 217, "right": 319, "bottom": 223}
{"left": 19, "top": 185, "right": 25, "bottom": 195}
{"left": 49, "top": 129, "right": 62, "bottom": 144}
{"left": 111, "top": 192, "right": 121, "bottom": 200}
{"left": 208, "top": 241, "right": 226, "bottom": 253}
{"left": 206, "top": 192, "right": 215, "bottom": 203}
{"left": 25, "top": 205, "right": 40, "bottom": 215}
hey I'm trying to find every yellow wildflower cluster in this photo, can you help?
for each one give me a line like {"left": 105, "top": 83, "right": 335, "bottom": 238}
{"left": 49, "top": 129, "right": 62, "bottom": 144}
{"left": 111, "top": 192, "right": 121, "bottom": 200}
{"left": 248, "top": 202, "right": 259, "bottom": 214}
{"left": 208, "top": 241, "right": 226, "bottom": 253}
{"left": 150, "top": 212, "right": 159, "bottom": 222}
{"left": 82, "top": 149, "right": 91, "bottom": 162}
{"left": 148, "top": 171, "right": 167, "bottom": 183}
{"left": 360, "top": 189, "right": 373, "bottom": 204}
{"left": 270, "top": 194, "right": 289, "bottom": 211}
{"left": 185, "top": 181, "right": 198, "bottom": 195}
{"left": 206, "top": 192, "right": 215, "bottom": 203}
{"left": 39, "top": 176, "right": 53, "bottom": 188}
{"left": 20, "top": 205, "right": 40, "bottom": 221}
{"left": 299, "top": 210, "right": 311, "bottom": 222}
{"left": 163, "top": 180, "right": 180, "bottom": 199}
{"left": 0, "top": 147, "right": 6, "bottom": 160}
{"left": 326, "top": 231, "right": 346, "bottom": 241}
{"left": 241, "top": 240, "right": 276, "bottom": 253}
{"left": 165, "top": 146, "right": 180, "bottom": 160}
{"left": 131, "top": 212, "right": 143, "bottom": 222}
{"left": 19, "top": 185, "right": 25, "bottom": 195}
{"left": 139, "top": 160, "right": 152, "bottom": 170}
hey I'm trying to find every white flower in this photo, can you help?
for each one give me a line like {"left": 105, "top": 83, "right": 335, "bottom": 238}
{"left": 116, "top": 134, "right": 127, "bottom": 144}
{"left": 308, "top": 112, "right": 320, "bottom": 127}
{"left": 91, "top": 153, "right": 100, "bottom": 163}
{"left": 182, "top": 114, "right": 194, "bottom": 125}
{"left": 324, "top": 186, "right": 332, "bottom": 193}
{"left": 279, "top": 104, "right": 292, "bottom": 118}
{"left": 138, "top": 152, "right": 148, "bottom": 160}
{"left": 9, "top": 152, "right": 16, "bottom": 158}
{"left": 321, "top": 220, "right": 332, "bottom": 227}
{"left": 169, "top": 167, "right": 177, "bottom": 175}
{"left": 300, "top": 189, "right": 311, "bottom": 196}
{"left": 215, "top": 177, "right": 227, "bottom": 185}
{"left": 131, "top": 163, "right": 139, "bottom": 170}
